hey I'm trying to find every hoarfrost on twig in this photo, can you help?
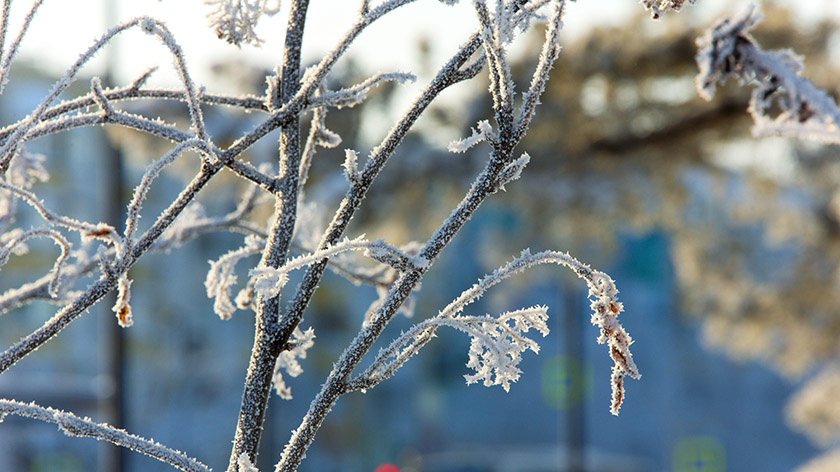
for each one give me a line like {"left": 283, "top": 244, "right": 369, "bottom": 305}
{"left": 355, "top": 249, "right": 640, "bottom": 414}
{"left": 205, "top": 235, "right": 264, "bottom": 319}
{"left": 0, "top": 399, "right": 212, "bottom": 472}
{"left": 695, "top": 4, "right": 840, "bottom": 144}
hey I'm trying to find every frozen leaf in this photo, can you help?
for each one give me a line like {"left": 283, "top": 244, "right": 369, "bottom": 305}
{"left": 112, "top": 274, "right": 134, "bottom": 327}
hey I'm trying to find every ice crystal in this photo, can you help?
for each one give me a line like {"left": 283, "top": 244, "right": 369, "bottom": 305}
{"left": 238, "top": 452, "right": 260, "bottom": 472}
{"left": 205, "top": 0, "right": 281, "bottom": 46}
{"left": 205, "top": 235, "right": 263, "bottom": 319}
{"left": 273, "top": 327, "right": 315, "bottom": 399}
{"left": 461, "top": 306, "right": 550, "bottom": 391}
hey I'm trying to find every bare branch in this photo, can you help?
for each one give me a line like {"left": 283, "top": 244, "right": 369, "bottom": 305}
{"left": 0, "top": 0, "right": 45, "bottom": 93}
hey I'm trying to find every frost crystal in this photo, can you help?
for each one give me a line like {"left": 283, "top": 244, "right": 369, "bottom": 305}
{"left": 273, "top": 327, "right": 315, "bottom": 399}
{"left": 237, "top": 452, "right": 260, "bottom": 472}
{"left": 205, "top": 0, "right": 281, "bottom": 46}
{"left": 496, "top": 152, "right": 530, "bottom": 191}
{"left": 461, "top": 306, "right": 550, "bottom": 391}
{"left": 448, "top": 121, "right": 491, "bottom": 153}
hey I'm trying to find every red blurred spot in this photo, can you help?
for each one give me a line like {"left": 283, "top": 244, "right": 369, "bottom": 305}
{"left": 374, "top": 464, "right": 399, "bottom": 472}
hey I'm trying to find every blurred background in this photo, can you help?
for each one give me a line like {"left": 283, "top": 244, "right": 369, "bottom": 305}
{"left": 2, "top": 0, "right": 840, "bottom": 471}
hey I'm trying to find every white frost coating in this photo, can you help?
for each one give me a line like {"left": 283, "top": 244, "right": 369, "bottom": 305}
{"left": 238, "top": 452, "right": 261, "bottom": 472}
{"left": 410, "top": 255, "right": 430, "bottom": 270}
{"left": 461, "top": 306, "right": 549, "bottom": 390}
{"left": 0, "top": 399, "right": 211, "bottom": 472}
{"left": 448, "top": 120, "right": 492, "bottom": 153}
{"left": 342, "top": 149, "right": 360, "bottom": 182}
{"left": 0, "top": 181, "right": 118, "bottom": 245}
{"left": 695, "top": 5, "right": 840, "bottom": 144}
{"left": 0, "top": 0, "right": 46, "bottom": 93}
{"left": 273, "top": 327, "right": 315, "bottom": 399}
{"left": 496, "top": 152, "right": 530, "bottom": 191}
{"left": 205, "top": 0, "right": 282, "bottom": 46}
{"left": 124, "top": 139, "right": 209, "bottom": 252}
{"left": 205, "top": 235, "right": 263, "bottom": 319}
{"left": 359, "top": 306, "right": 549, "bottom": 392}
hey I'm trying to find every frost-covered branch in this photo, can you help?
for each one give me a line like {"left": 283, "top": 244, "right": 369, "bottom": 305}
{"left": 695, "top": 5, "right": 840, "bottom": 144}
{"left": 0, "top": 0, "right": 670, "bottom": 469}
{"left": 0, "top": 227, "right": 69, "bottom": 297}
{"left": 310, "top": 71, "right": 416, "bottom": 109}
{"left": 0, "top": 0, "right": 44, "bottom": 93}
{"left": 123, "top": 139, "right": 216, "bottom": 254}
{"left": 225, "top": 2, "right": 311, "bottom": 468}
{"left": 353, "top": 249, "right": 639, "bottom": 412}
{"left": 0, "top": 399, "right": 212, "bottom": 472}
{"left": 352, "top": 305, "right": 551, "bottom": 394}
{"left": 276, "top": 2, "right": 586, "bottom": 467}
{"left": 514, "top": 0, "right": 564, "bottom": 141}
{"left": 249, "top": 235, "right": 420, "bottom": 299}
{"left": 0, "top": 16, "right": 205, "bottom": 173}
{"left": 0, "top": 181, "right": 118, "bottom": 244}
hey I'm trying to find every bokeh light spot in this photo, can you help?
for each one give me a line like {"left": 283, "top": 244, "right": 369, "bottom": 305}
{"left": 673, "top": 436, "right": 726, "bottom": 472}
{"left": 374, "top": 463, "right": 400, "bottom": 472}
{"left": 541, "top": 354, "right": 591, "bottom": 410}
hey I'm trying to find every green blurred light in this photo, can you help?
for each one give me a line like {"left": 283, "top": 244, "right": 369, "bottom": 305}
{"left": 673, "top": 436, "right": 726, "bottom": 472}
{"left": 541, "top": 355, "right": 591, "bottom": 410}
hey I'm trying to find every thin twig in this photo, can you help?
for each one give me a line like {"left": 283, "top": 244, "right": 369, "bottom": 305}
{"left": 0, "top": 399, "right": 212, "bottom": 472}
